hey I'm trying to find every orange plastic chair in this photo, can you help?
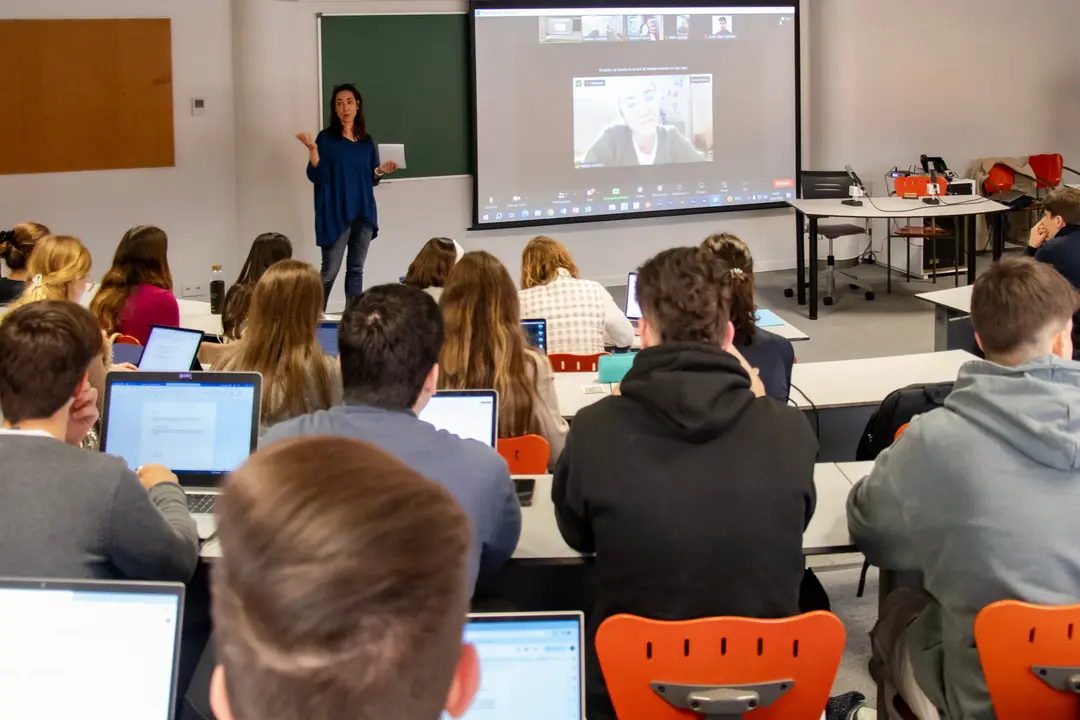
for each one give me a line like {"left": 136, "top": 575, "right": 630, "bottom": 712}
{"left": 893, "top": 175, "right": 950, "bottom": 198}
{"left": 497, "top": 435, "right": 550, "bottom": 474}
{"left": 975, "top": 601, "right": 1080, "bottom": 719}
{"left": 548, "top": 352, "right": 609, "bottom": 373}
{"left": 113, "top": 334, "right": 141, "bottom": 346}
{"left": 984, "top": 164, "right": 1016, "bottom": 195}
{"left": 596, "top": 612, "right": 846, "bottom": 719}
{"left": 893, "top": 422, "right": 911, "bottom": 442}
{"left": 1029, "top": 154, "right": 1064, "bottom": 190}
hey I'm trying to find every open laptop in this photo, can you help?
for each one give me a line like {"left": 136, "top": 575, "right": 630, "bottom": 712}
{"left": 446, "top": 612, "right": 585, "bottom": 720}
{"left": 316, "top": 321, "right": 339, "bottom": 357}
{"left": 0, "top": 578, "right": 185, "bottom": 719}
{"left": 418, "top": 389, "right": 498, "bottom": 447}
{"left": 624, "top": 271, "right": 642, "bottom": 333}
{"left": 521, "top": 318, "right": 547, "bottom": 353}
{"left": 138, "top": 325, "right": 204, "bottom": 371}
{"left": 100, "top": 371, "right": 262, "bottom": 540}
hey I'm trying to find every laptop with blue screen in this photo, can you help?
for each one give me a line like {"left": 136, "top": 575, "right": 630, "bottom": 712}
{"left": 624, "top": 272, "right": 642, "bottom": 333}
{"left": 100, "top": 371, "right": 262, "bottom": 539}
{"left": 445, "top": 612, "right": 585, "bottom": 720}
{"left": 418, "top": 390, "right": 498, "bottom": 448}
{"left": 316, "top": 321, "right": 339, "bottom": 357}
{"left": 0, "top": 578, "right": 185, "bottom": 720}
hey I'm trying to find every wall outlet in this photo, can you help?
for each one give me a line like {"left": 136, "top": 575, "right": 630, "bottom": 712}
{"left": 182, "top": 282, "right": 206, "bottom": 298}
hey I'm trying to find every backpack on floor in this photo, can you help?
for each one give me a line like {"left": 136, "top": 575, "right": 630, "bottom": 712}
{"left": 855, "top": 381, "right": 956, "bottom": 462}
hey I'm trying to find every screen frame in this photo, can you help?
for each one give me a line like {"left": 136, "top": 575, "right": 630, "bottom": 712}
{"left": 99, "top": 371, "right": 263, "bottom": 486}
{"left": 138, "top": 325, "right": 204, "bottom": 371}
{"left": 0, "top": 577, "right": 186, "bottom": 720}
{"left": 419, "top": 389, "right": 500, "bottom": 448}
{"left": 468, "top": 0, "right": 802, "bottom": 231}
{"left": 521, "top": 318, "right": 548, "bottom": 352}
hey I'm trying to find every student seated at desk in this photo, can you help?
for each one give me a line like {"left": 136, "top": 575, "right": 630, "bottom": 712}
{"left": 441, "top": 251, "right": 568, "bottom": 468}
{"left": 217, "top": 260, "right": 341, "bottom": 429}
{"left": 0, "top": 301, "right": 198, "bottom": 581}
{"left": 90, "top": 225, "right": 179, "bottom": 345}
{"left": 263, "top": 283, "right": 520, "bottom": 595}
{"left": 552, "top": 246, "right": 817, "bottom": 720}
{"left": 1025, "top": 187, "right": 1080, "bottom": 358}
{"left": 208, "top": 436, "right": 479, "bottom": 720}
{"left": 701, "top": 232, "right": 795, "bottom": 401}
{"left": 403, "top": 236, "right": 462, "bottom": 302}
{"left": 848, "top": 258, "right": 1080, "bottom": 720}
{"left": 518, "top": 236, "right": 635, "bottom": 354}
{"left": 221, "top": 232, "right": 292, "bottom": 341}
{"left": 0, "top": 221, "right": 49, "bottom": 303}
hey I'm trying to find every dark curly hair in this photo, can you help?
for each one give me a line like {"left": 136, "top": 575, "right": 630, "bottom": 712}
{"left": 636, "top": 246, "right": 733, "bottom": 346}
{"left": 701, "top": 232, "right": 757, "bottom": 345}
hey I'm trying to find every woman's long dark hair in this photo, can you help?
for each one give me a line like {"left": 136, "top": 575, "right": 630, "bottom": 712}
{"left": 222, "top": 233, "right": 293, "bottom": 340}
{"left": 326, "top": 84, "right": 367, "bottom": 140}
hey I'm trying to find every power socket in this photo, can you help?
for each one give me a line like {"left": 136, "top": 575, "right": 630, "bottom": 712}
{"left": 182, "top": 282, "right": 206, "bottom": 298}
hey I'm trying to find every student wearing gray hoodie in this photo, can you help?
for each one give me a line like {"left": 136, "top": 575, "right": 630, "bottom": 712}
{"left": 848, "top": 257, "right": 1080, "bottom": 720}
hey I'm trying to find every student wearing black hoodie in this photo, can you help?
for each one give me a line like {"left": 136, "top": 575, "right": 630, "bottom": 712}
{"left": 552, "top": 246, "right": 818, "bottom": 720}
{"left": 1025, "top": 187, "right": 1080, "bottom": 358}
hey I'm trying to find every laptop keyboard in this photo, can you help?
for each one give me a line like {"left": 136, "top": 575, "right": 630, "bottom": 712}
{"left": 187, "top": 494, "right": 218, "bottom": 514}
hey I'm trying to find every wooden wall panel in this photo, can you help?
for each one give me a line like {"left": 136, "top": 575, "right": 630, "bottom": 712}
{"left": 0, "top": 18, "right": 174, "bottom": 175}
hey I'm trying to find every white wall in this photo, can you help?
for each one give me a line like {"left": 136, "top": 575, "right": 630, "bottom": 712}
{"left": 0, "top": 0, "right": 238, "bottom": 295}
{"left": 6, "top": 0, "right": 1080, "bottom": 308}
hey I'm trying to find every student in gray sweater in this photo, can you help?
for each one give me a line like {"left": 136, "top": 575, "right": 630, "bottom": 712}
{"left": 263, "top": 284, "right": 521, "bottom": 595}
{"left": 0, "top": 301, "right": 199, "bottom": 581}
{"left": 849, "top": 258, "right": 1080, "bottom": 720}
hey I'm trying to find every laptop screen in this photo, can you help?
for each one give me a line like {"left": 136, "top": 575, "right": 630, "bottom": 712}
{"left": 418, "top": 391, "right": 498, "bottom": 447}
{"left": 521, "top": 319, "right": 547, "bottom": 353}
{"left": 625, "top": 272, "right": 641, "bottom": 319}
{"left": 101, "top": 374, "right": 259, "bottom": 480}
{"left": 317, "top": 322, "right": 339, "bottom": 357}
{"left": 138, "top": 326, "right": 203, "bottom": 372}
{"left": 0, "top": 579, "right": 183, "bottom": 719}
{"left": 448, "top": 613, "right": 584, "bottom": 720}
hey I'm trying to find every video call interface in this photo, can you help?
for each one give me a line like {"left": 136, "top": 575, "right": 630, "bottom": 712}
{"left": 473, "top": 4, "right": 797, "bottom": 227}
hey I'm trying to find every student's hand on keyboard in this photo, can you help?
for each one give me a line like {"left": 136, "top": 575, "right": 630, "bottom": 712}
{"left": 137, "top": 464, "right": 180, "bottom": 490}
{"left": 65, "top": 385, "right": 100, "bottom": 446}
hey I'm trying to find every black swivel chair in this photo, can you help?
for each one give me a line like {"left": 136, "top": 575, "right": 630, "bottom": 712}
{"left": 786, "top": 170, "right": 875, "bottom": 306}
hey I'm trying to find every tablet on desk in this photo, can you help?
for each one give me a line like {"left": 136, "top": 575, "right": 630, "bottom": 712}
{"left": 138, "top": 326, "right": 203, "bottom": 371}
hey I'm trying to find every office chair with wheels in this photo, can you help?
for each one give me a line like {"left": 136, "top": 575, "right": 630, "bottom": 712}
{"left": 785, "top": 171, "right": 874, "bottom": 307}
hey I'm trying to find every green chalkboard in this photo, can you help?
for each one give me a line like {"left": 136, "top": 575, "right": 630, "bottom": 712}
{"left": 318, "top": 13, "right": 472, "bottom": 179}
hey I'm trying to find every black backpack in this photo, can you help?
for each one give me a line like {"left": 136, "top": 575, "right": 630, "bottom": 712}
{"left": 855, "top": 381, "right": 956, "bottom": 462}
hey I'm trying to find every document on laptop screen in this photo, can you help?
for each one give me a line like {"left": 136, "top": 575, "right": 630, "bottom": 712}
{"left": 139, "top": 328, "right": 201, "bottom": 371}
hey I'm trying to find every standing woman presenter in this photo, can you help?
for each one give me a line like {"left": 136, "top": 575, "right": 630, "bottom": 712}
{"left": 297, "top": 84, "right": 397, "bottom": 307}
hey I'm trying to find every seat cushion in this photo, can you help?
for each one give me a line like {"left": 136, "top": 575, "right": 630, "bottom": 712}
{"left": 817, "top": 223, "right": 866, "bottom": 239}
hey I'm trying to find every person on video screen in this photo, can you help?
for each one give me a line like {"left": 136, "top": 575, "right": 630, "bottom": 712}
{"left": 583, "top": 77, "right": 705, "bottom": 167}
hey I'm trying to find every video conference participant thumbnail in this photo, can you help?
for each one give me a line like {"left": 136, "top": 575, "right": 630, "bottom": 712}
{"left": 574, "top": 75, "right": 712, "bottom": 168}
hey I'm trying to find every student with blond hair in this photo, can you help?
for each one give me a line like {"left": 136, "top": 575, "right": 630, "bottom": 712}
{"left": 216, "top": 260, "right": 341, "bottom": 429}
{"left": 0, "top": 222, "right": 50, "bottom": 303}
{"left": 442, "top": 251, "right": 568, "bottom": 467}
{"left": 518, "top": 236, "right": 634, "bottom": 354}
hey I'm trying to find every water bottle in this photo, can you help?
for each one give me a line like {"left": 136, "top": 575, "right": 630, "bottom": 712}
{"left": 210, "top": 265, "right": 225, "bottom": 315}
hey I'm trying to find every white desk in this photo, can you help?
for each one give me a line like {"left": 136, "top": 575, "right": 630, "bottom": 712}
{"left": 178, "top": 299, "right": 223, "bottom": 337}
{"left": 790, "top": 350, "right": 975, "bottom": 461}
{"left": 552, "top": 372, "right": 611, "bottom": 418}
{"left": 917, "top": 286, "right": 975, "bottom": 352}
{"left": 836, "top": 461, "right": 875, "bottom": 486}
{"left": 787, "top": 196, "right": 1008, "bottom": 320}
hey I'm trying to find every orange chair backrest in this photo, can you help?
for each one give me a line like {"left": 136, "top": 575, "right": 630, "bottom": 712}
{"left": 548, "top": 352, "right": 609, "bottom": 373}
{"left": 984, "top": 164, "right": 1016, "bottom": 195}
{"left": 975, "top": 600, "right": 1080, "bottom": 719}
{"left": 113, "top": 334, "right": 142, "bottom": 346}
{"left": 894, "top": 423, "right": 910, "bottom": 442}
{"left": 497, "top": 434, "right": 550, "bottom": 474}
{"left": 1030, "top": 154, "right": 1064, "bottom": 190}
{"left": 596, "top": 612, "right": 846, "bottom": 720}
{"left": 894, "top": 175, "right": 950, "bottom": 198}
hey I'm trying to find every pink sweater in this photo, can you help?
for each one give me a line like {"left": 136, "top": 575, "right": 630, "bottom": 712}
{"left": 116, "top": 284, "right": 180, "bottom": 345}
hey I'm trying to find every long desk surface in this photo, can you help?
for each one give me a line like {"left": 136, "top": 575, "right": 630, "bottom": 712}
{"left": 788, "top": 196, "right": 1009, "bottom": 219}
{"left": 552, "top": 372, "right": 611, "bottom": 418}
{"left": 917, "top": 285, "right": 972, "bottom": 314}
{"left": 789, "top": 350, "right": 976, "bottom": 410}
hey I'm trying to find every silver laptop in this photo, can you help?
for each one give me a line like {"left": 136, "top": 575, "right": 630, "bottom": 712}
{"left": 138, "top": 325, "right": 204, "bottom": 371}
{"left": 100, "top": 371, "right": 262, "bottom": 540}
{"left": 445, "top": 611, "right": 585, "bottom": 720}
{"left": 0, "top": 578, "right": 185, "bottom": 719}
{"left": 418, "top": 389, "right": 499, "bottom": 447}
{"left": 624, "top": 271, "right": 642, "bottom": 332}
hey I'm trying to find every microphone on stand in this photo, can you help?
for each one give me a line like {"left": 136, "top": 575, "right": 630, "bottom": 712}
{"left": 923, "top": 169, "right": 942, "bottom": 205}
{"left": 843, "top": 164, "right": 867, "bottom": 207}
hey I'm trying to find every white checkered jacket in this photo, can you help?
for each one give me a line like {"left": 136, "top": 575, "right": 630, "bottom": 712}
{"left": 518, "top": 269, "right": 635, "bottom": 355}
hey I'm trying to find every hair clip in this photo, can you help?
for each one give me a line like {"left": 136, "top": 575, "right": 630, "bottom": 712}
{"left": 730, "top": 267, "right": 745, "bottom": 277}
{"left": 31, "top": 274, "right": 43, "bottom": 287}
